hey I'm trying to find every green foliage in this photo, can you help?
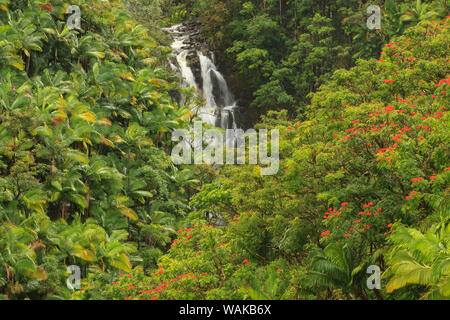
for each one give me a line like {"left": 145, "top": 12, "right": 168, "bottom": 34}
{"left": 160, "top": 17, "right": 449, "bottom": 300}
{"left": 0, "top": 0, "right": 195, "bottom": 299}
{"left": 0, "top": 0, "right": 448, "bottom": 301}
{"left": 384, "top": 198, "right": 449, "bottom": 299}
{"left": 171, "top": 0, "right": 448, "bottom": 124}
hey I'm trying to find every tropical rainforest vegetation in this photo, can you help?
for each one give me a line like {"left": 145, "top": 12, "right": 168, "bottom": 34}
{"left": 0, "top": 0, "right": 448, "bottom": 300}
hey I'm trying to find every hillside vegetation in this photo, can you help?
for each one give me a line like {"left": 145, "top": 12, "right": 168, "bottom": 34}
{"left": 0, "top": 0, "right": 448, "bottom": 300}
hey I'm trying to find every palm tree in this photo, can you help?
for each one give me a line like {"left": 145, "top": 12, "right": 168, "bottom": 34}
{"left": 400, "top": 0, "right": 440, "bottom": 27}
{"left": 68, "top": 34, "right": 105, "bottom": 71}
{"left": 242, "top": 270, "right": 286, "bottom": 300}
{"left": 46, "top": 217, "right": 137, "bottom": 273}
{"left": 4, "top": 9, "right": 46, "bottom": 73}
{"left": 384, "top": 200, "right": 450, "bottom": 300}
{"left": 303, "top": 243, "right": 383, "bottom": 299}
{"left": 0, "top": 223, "right": 48, "bottom": 298}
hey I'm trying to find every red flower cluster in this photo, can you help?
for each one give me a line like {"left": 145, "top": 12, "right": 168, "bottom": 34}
{"left": 406, "top": 191, "right": 418, "bottom": 200}
{"left": 436, "top": 77, "right": 450, "bottom": 87}
{"left": 320, "top": 230, "right": 330, "bottom": 237}
{"left": 323, "top": 207, "right": 342, "bottom": 220}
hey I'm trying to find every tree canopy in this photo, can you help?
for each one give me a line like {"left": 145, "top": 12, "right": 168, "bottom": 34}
{"left": 0, "top": 0, "right": 448, "bottom": 300}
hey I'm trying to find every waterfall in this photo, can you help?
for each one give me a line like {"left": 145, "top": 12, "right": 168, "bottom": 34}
{"left": 197, "top": 52, "right": 217, "bottom": 126}
{"left": 165, "top": 23, "right": 239, "bottom": 130}
{"left": 167, "top": 24, "right": 198, "bottom": 89}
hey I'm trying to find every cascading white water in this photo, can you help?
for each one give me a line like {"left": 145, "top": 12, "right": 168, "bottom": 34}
{"left": 197, "top": 52, "right": 217, "bottom": 126}
{"left": 165, "top": 23, "right": 239, "bottom": 130}
{"left": 167, "top": 24, "right": 198, "bottom": 89}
